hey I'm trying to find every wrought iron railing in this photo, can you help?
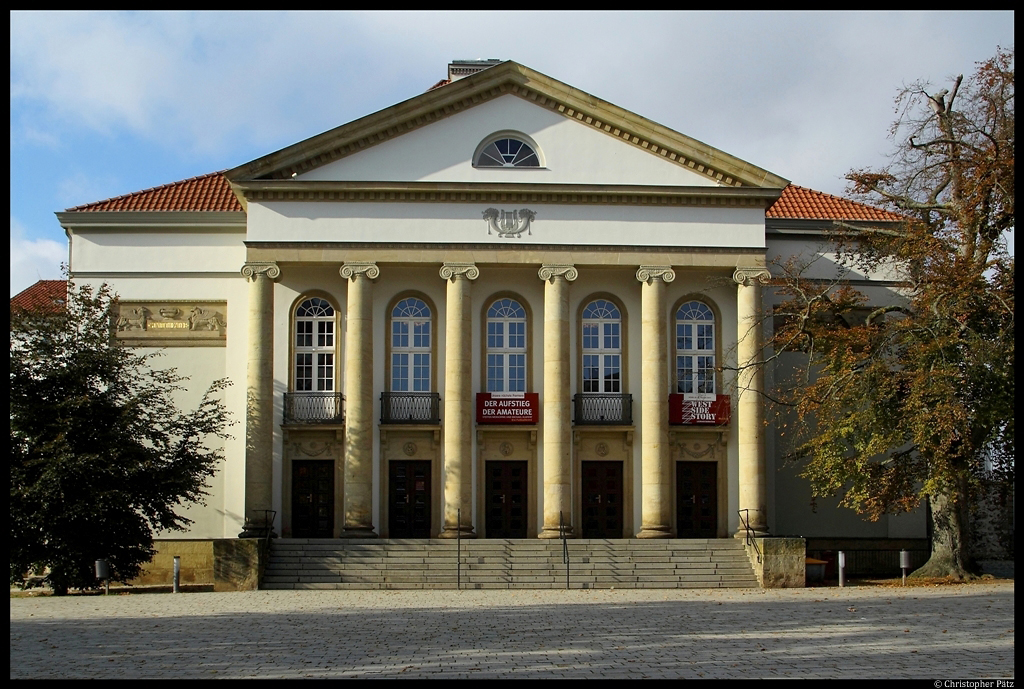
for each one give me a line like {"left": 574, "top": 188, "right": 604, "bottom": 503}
{"left": 738, "top": 509, "right": 762, "bottom": 564}
{"left": 380, "top": 392, "right": 441, "bottom": 424}
{"left": 560, "top": 510, "right": 570, "bottom": 590}
{"left": 573, "top": 393, "right": 633, "bottom": 425}
{"left": 283, "top": 392, "right": 345, "bottom": 424}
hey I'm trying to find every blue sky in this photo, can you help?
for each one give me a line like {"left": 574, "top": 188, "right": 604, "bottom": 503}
{"left": 9, "top": 11, "right": 1014, "bottom": 296}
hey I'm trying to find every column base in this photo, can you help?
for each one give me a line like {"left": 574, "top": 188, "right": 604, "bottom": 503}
{"left": 538, "top": 525, "right": 572, "bottom": 539}
{"left": 734, "top": 527, "right": 769, "bottom": 540}
{"left": 437, "top": 526, "right": 476, "bottom": 539}
{"left": 636, "top": 525, "right": 672, "bottom": 539}
{"left": 238, "top": 515, "right": 277, "bottom": 540}
{"left": 339, "top": 526, "right": 378, "bottom": 539}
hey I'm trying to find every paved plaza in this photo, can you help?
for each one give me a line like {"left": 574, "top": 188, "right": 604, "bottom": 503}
{"left": 10, "top": 582, "right": 1014, "bottom": 679}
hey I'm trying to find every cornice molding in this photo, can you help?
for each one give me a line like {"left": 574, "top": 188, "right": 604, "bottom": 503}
{"left": 231, "top": 180, "right": 781, "bottom": 208}
{"left": 56, "top": 211, "right": 247, "bottom": 229}
{"left": 245, "top": 240, "right": 764, "bottom": 256}
{"left": 225, "top": 61, "right": 790, "bottom": 190}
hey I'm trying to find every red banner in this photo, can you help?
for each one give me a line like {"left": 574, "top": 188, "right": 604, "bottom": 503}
{"left": 476, "top": 392, "right": 539, "bottom": 424}
{"left": 668, "top": 394, "right": 731, "bottom": 425}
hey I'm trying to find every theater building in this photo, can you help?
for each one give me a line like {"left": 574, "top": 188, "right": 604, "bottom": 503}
{"left": 55, "top": 60, "right": 925, "bottom": 550}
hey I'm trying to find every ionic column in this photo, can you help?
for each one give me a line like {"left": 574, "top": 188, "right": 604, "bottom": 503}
{"left": 340, "top": 262, "right": 379, "bottom": 538}
{"left": 734, "top": 267, "right": 771, "bottom": 536}
{"left": 636, "top": 265, "right": 675, "bottom": 539}
{"left": 538, "top": 264, "right": 578, "bottom": 538}
{"left": 439, "top": 263, "right": 479, "bottom": 539}
{"left": 239, "top": 261, "right": 280, "bottom": 538}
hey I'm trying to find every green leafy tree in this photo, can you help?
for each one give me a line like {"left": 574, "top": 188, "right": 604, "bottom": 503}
{"left": 10, "top": 280, "right": 234, "bottom": 594}
{"left": 770, "top": 48, "right": 1013, "bottom": 579}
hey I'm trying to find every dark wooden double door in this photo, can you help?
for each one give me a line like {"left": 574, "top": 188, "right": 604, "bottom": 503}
{"left": 676, "top": 461, "right": 718, "bottom": 538}
{"left": 389, "top": 461, "right": 432, "bottom": 538}
{"left": 582, "top": 461, "right": 623, "bottom": 538}
{"left": 485, "top": 461, "right": 528, "bottom": 538}
{"left": 292, "top": 460, "right": 334, "bottom": 538}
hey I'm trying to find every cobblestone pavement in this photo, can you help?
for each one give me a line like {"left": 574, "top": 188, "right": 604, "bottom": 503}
{"left": 10, "top": 582, "right": 1014, "bottom": 679}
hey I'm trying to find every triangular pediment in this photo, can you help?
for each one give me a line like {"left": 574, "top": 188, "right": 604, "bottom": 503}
{"left": 225, "top": 61, "right": 788, "bottom": 191}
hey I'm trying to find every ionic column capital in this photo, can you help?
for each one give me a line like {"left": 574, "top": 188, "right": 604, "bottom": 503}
{"left": 538, "top": 264, "right": 578, "bottom": 283}
{"left": 340, "top": 262, "right": 380, "bottom": 281}
{"left": 241, "top": 262, "right": 280, "bottom": 281}
{"left": 733, "top": 267, "right": 771, "bottom": 286}
{"left": 439, "top": 262, "right": 480, "bottom": 281}
{"left": 636, "top": 265, "right": 675, "bottom": 284}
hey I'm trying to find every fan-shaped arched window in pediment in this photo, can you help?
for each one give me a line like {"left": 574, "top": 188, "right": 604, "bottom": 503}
{"left": 474, "top": 134, "right": 542, "bottom": 168}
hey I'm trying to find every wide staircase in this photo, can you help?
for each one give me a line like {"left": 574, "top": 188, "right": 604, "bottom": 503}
{"left": 262, "top": 538, "right": 759, "bottom": 590}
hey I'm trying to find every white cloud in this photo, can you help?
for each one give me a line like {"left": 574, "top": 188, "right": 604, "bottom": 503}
{"left": 9, "top": 10, "right": 1014, "bottom": 197}
{"left": 10, "top": 217, "right": 67, "bottom": 297}
{"left": 9, "top": 11, "right": 435, "bottom": 158}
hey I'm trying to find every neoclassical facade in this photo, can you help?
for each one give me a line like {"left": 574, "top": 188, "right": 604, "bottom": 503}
{"left": 57, "top": 60, "right": 925, "bottom": 544}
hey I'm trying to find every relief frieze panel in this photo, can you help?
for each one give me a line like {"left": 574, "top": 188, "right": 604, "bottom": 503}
{"left": 114, "top": 301, "right": 227, "bottom": 347}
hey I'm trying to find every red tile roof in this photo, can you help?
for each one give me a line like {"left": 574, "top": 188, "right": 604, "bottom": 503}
{"left": 66, "top": 171, "right": 242, "bottom": 213}
{"left": 428, "top": 79, "right": 451, "bottom": 91}
{"left": 10, "top": 280, "right": 67, "bottom": 313}
{"left": 63, "top": 171, "right": 898, "bottom": 223}
{"left": 768, "top": 184, "right": 902, "bottom": 222}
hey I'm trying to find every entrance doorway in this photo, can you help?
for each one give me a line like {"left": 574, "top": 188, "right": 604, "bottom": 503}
{"left": 581, "top": 461, "right": 623, "bottom": 538}
{"left": 676, "top": 461, "right": 718, "bottom": 538}
{"left": 389, "top": 461, "right": 432, "bottom": 538}
{"left": 292, "top": 460, "right": 334, "bottom": 538}
{"left": 485, "top": 461, "right": 528, "bottom": 538}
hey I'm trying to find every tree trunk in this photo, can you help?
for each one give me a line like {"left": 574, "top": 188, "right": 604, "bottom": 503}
{"left": 912, "top": 481, "right": 978, "bottom": 580}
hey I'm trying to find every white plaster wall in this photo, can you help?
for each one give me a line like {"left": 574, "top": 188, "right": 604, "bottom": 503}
{"left": 300, "top": 95, "right": 721, "bottom": 187}
{"left": 761, "top": 231, "right": 927, "bottom": 539}
{"left": 766, "top": 235, "right": 908, "bottom": 284}
{"left": 247, "top": 201, "right": 766, "bottom": 249}
{"left": 72, "top": 275, "right": 249, "bottom": 540}
{"left": 70, "top": 230, "right": 246, "bottom": 274}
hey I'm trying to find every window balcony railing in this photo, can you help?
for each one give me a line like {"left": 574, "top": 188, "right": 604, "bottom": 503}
{"left": 573, "top": 393, "right": 633, "bottom": 425}
{"left": 380, "top": 392, "right": 441, "bottom": 425}
{"left": 283, "top": 392, "right": 345, "bottom": 424}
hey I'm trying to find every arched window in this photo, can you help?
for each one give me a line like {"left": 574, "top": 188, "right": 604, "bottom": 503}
{"left": 582, "top": 299, "right": 621, "bottom": 393}
{"left": 474, "top": 135, "right": 541, "bottom": 168}
{"left": 294, "top": 297, "right": 336, "bottom": 392}
{"left": 676, "top": 300, "right": 715, "bottom": 394}
{"left": 391, "top": 297, "right": 432, "bottom": 392}
{"left": 486, "top": 298, "right": 527, "bottom": 392}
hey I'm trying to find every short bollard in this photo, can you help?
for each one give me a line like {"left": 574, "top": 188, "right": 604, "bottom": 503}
{"left": 95, "top": 559, "right": 110, "bottom": 595}
{"left": 838, "top": 551, "right": 846, "bottom": 588}
{"left": 900, "top": 549, "right": 911, "bottom": 586}
{"left": 173, "top": 555, "right": 181, "bottom": 593}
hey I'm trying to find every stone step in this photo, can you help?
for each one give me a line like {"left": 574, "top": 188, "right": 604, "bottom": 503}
{"left": 263, "top": 538, "right": 758, "bottom": 590}
{"left": 265, "top": 580, "right": 758, "bottom": 591}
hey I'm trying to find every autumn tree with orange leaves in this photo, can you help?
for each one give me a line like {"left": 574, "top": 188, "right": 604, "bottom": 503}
{"left": 769, "top": 48, "right": 1014, "bottom": 579}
